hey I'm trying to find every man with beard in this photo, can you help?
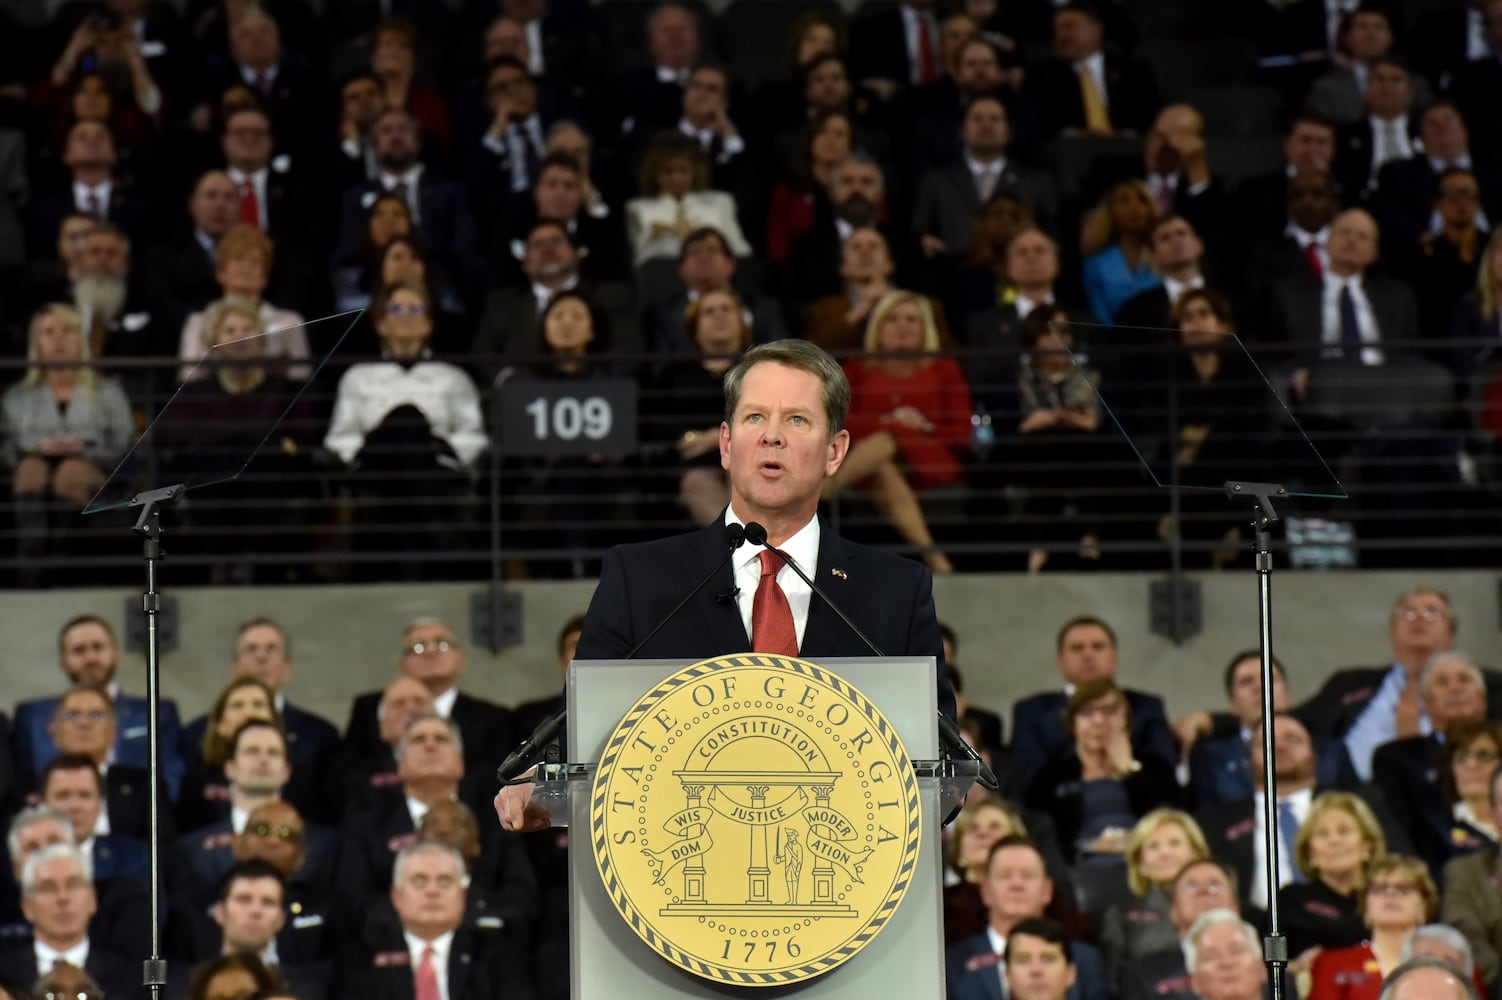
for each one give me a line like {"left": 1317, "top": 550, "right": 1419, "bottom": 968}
{"left": 333, "top": 108, "right": 473, "bottom": 281}
{"left": 27, "top": 121, "right": 146, "bottom": 253}
{"left": 785, "top": 152, "right": 922, "bottom": 302}
{"left": 470, "top": 217, "right": 638, "bottom": 382}
{"left": 69, "top": 223, "right": 154, "bottom": 360}
{"left": 14, "top": 616, "right": 183, "bottom": 797}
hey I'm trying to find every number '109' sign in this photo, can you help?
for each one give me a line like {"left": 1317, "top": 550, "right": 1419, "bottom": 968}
{"left": 495, "top": 379, "right": 638, "bottom": 456}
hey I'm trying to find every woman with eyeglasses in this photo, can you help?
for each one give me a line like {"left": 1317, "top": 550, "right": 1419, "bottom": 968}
{"left": 1024, "top": 679, "right": 1181, "bottom": 863}
{"left": 1281, "top": 792, "right": 1388, "bottom": 977}
{"left": 324, "top": 280, "right": 488, "bottom": 576}
{"left": 1418, "top": 718, "right": 1502, "bottom": 873}
{"left": 1307, "top": 855, "right": 1443, "bottom": 1000}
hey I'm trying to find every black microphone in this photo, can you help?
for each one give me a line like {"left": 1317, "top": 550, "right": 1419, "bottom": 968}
{"left": 743, "top": 521, "right": 884, "bottom": 656}
{"left": 496, "top": 708, "right": 566, "bottom": 783}
{"left": 625, "top": 522, "right": 747, "bottom": 658}
{"left": 494, "top": 523, "right": 748, "bottom": 784}
{"left": 744, "top": 522, "right": 998, "bottom": 793}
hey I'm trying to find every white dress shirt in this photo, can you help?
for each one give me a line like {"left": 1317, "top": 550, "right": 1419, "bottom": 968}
{"left": 524, "top": 19, "right": 546, "bottom": 75}
{"left": 404, "top": 929, "right": 454, "bottom": 1000}
{"left": 1320, "top": 272, "right": 1386, "bottom": 366}
{"left": 530, "top": 275, "right": 580, "bottom": 317}
{"left": 655, "top": 64, "right": 689, "bottom": 86}
{"left": 986, "top": 924, "right": 1008, "bottom": 995}
{"left": 966, "top": 153, "right": 1005, "bottom": 201}
{"left": 1014, "top": 293, "right": 1052, "bottom": 321}
{"left": 1368, "top": 114, "right": 1412, "bottom": 184}
{"left": 73, "top": 179, "right": 112, "bottom": 216}
{"left": 679, "top": 118, "right": 745, "bottom": 163}
{"left": 227, "top": 166, "right": 269, "bottom": 229}
{"left": 900, "top": 5, "right": 940, "bottom": 84}
{"left": 1468, "top": 8, "right": 1490, "bottom": 61}
{"left": 1343, "top": 663, "right": 1431, "bottom": 781}
{"left": 433, "top": 685, "right": 458, "bottom": 719}
{"left": 240, "top": 63, "right": 279, "bottom": 90}
{"left": 231, "top": 804, "right": 250, "bottom": 835}
{"left": 1163, "top": 274, "right": 1204, "bottom": 306}
{"left": 380, "top": 164, "right": 425, "bottom": 224}
{"left": 1249, "top": 785, "right": 1314, "bottom": 910}
{"left": 726, "top": 508, "right": 819, "bottom": 650}
{"left": 36, "top": 937, "right": 89, "bottom": 975}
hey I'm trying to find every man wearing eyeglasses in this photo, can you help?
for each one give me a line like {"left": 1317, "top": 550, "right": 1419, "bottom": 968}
{"left": 337, "top": 716, "right": 479, "bottom": 906}
{"left": 341, "top": 619, "right": 512, "bottom": 780}
{"left": 40, "top": 687, "right": 169, "bottom": 848}
{"left": 1119, "top": 860, "right": 1242, "bottom": 1000}
{"left": 331, "top": 677, "right": 435, "bottom": 824}
{"left": 172, "top": 721, "right": 337, "bottom": 901}
{"left": 13, "top": 614, "right": 184, "bottom": 798}
{"left": 0, "top": 844, "right": 134, "bottom": 995}
{"left": 335, "top": 840, "right": 531, "bottom": 999}
{"left": 178, "top": 618, "right": 340, "bottom": 824}
{"left": 1298, "top": 588, "right": 1502, "bottom": 781}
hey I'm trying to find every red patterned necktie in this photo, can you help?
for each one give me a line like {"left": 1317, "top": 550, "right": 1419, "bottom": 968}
{"left": 751, "top": 550, "right": 798, "bottom": 655}
{"left": 415, "top": 945, "right": 440, "bottom": 1000}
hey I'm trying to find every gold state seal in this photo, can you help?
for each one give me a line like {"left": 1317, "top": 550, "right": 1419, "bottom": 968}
{"left": 590, "top": 654, "right": 922, "bottom": 987}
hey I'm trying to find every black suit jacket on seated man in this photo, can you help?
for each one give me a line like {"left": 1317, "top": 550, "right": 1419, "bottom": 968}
{"left": 574, "top": 515, "right": 956, "bottom": 722}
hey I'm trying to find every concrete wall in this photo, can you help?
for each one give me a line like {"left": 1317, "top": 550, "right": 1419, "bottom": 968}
{"left": 4, "top": 570, "right": 1497, "bottom": 733}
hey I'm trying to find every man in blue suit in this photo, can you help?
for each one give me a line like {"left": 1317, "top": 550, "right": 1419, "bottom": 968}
{"left": 13, "top": 615, "right": 183, "bottom": 798}
{"left": 946, "top": 837, "right": 1106, "bottom": 1000}
{"left": 179, "top": 618, "right": 339, "bottom": 823}
{"left": 1009, "top": 616, "right": 1177, "bottom": 774}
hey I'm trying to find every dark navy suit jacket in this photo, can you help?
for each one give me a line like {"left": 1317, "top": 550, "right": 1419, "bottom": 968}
{"left": 13, "top": 692, "right": 183, "bottom": 797}
{"left": 945, "top": 932, "right": 1107, "bottom": 1000}
{"left": 574, "top": 517, "right": 955, "bottom": 722}
{"left": 1009, "top": 688, "right": 1177, "bottom": 775}
{"left": 181, "top": 699, "right": 339, "bottom": 822}
{"left": 1188, "top": 731, "right": 1359, "bottom": 809}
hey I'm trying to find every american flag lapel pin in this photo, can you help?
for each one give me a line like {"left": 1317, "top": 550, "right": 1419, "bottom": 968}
{"left": 831, "top": 567, "right": 847, "bottom": 581}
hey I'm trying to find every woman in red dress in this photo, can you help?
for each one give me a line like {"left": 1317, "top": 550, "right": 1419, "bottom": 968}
{"left": 1307, "top": 856, "right": 1435, "bottom": 1000}
{"left": 824, "top": 290, "right": 972, "bottom": 574}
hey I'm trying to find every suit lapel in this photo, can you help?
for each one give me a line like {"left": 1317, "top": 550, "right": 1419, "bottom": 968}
{"left": 800, "top": 527, "right": 864, "bottom": 656}
{"left": 689, "top": 520, "right": 750, "bottom": 653}
{"left": 448, "top": 929, "right": 473, "bottom": 999}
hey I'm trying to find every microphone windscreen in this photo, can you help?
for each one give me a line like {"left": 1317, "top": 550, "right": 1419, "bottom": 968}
{"left": 743, "top": 522, "right": 768, "bottom": 546}
{"left": 724, "top": 522, "right": 747, "bottom": 548}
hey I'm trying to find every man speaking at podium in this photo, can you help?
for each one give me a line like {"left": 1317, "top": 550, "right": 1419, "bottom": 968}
{"left": 496, "top": 339, "right": 954, "bottom": 833}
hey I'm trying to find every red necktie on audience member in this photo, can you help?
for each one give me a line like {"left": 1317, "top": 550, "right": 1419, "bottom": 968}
{"left": 415, "top": 945, "right": 440, "bottom": 1000}
{"left": 751, "top": 550, "right": 798, "bottom": 655}
{"left": 915, "top": 15, "right": 936, "bottom": 85}
{"left": 1304, "top": 241, "right": 1322, "bottom": 276}
{"left": 239, "top": 178, "right": 260, "bottom": 228}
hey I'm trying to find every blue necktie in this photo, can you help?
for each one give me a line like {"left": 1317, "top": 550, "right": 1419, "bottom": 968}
{"left": 1277, "top": 800, "right": 1306, "bottom": 883}
{"left": 1339, "top": 282, "right": 1364, "bottom": 363}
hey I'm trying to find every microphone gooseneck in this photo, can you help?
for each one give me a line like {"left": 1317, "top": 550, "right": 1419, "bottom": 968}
{"left": 625, "top": 522, "right": 747, "bottom": 659}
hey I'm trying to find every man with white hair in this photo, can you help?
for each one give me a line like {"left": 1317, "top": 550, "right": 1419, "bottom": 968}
{"left": 335, "top": 840, "right": 531, "bottom": 998}
{"left": 1185, "top": 910, "right": 1268, "bottom": 1000}
{"left": 341, "top": 619, "right": 512, "bottom": 777}
{"left": 1372, "top": 651, "right": 1490, "bottom": 866}
{"left": 1380, "top": 956, "right": 1479, "bottom": 1000}
{"left": 1402, "top": 923, "right": 1475, "bottom": 979}
{"left": 0, "top": 844, "right": 134, "bottom": 992}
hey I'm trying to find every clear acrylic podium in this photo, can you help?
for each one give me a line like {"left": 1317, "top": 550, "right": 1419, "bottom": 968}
{"left": 529, "top": 656, "right": 976, "bottom": 999}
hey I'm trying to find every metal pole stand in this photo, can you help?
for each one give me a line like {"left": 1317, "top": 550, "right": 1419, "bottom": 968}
{"left": 130, "top": 483, "right": 183, "bottom": 999}
{"left": 1224, "top": 481, "right": 1289, "bottom": 1000}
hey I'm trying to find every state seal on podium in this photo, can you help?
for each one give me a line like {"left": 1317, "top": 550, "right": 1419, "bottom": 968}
{"left": 590, "top": 653, "right": 922, "bottom": 987}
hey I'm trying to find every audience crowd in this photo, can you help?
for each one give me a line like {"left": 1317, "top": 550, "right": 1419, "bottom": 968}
{"left": 2, "top": 0, "right": 1502, "bottom": 582}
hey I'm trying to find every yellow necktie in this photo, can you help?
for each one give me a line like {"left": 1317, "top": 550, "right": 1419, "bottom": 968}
{"left": 1079, "top": 67, "right": 1111, "bottom": 131}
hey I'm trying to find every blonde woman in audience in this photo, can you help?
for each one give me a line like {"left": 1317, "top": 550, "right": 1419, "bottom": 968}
{"left": 944, "top": 796, "right": 1028, "bottom": 944}
{"left": 1283, "top": 792, "right": 1388, "bottom": 973}
{"left": 1099, "top": 808, "right": 1210, "bottom": 983}
{"left": 825, "top": 290, "right": 972, "bottom": 574}
{"left": 1080, "top": 178, "right": 1160, "bottom": 324}
{"left": 177, "top": 224, "right": 307, "bottom": 381}
{"left": 626, "top": 131, "right": 751, "bottom": 267}
{"left": 1308, "top": 855, "right": 1437, "bottom": 1000}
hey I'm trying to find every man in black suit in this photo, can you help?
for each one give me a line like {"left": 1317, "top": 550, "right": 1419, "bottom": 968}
{"left": 1243, "top": 167, "right": 1338, "bottom": 329}
{"left": 491, "top": 153, "right": 630, "bottom": 284}
{"left": 1371, "top": 651, "right": 1489, "bottom": 875}
{"left": 39, "top": 754, "right": 153, "bottom": 888}
{"left": 908, "top": 36, "right": 1019, "bottom": 178}
{"left": 1297, "top": 588, "right": 1502, "bottom": 779}
{"left": 961, "top": 225, "right": 1065, "bottom": 408}
{"left": 1373, "top": 102, "right": 1500, "bottom": 258}
{"left": 511, "top": 615, "right": 583, "bottom": 739}
{"left": 333, "top": 108, "right": 475, "bottom": 278}
{"left": 218, "top": 106, "right": 318, "bottom": 312}
{"left": 141, "top": 169, "right": 241, "bottom": 345}
{"left": 40, "top": 689, "right": 169, "bottom": 846}
{"left": 466, "top": 57, "right": 554, "bottom": 231}
{"left": 1413, "top": 0, "right": 1492, "bottom": 91}
{"left": 342, "top": 619, "right": 513, "bottom": 777}
{"left": 609, "top": 2, "right": 701, "bottom": 141}
{"left": 27, "top": 120, "right": 147, "bottom": 254}
{"left": 850, "top": 0, "right": 943, "bottom": 100}
{"left": 330, "top": 677, "right": 434, "bottom": 823}
{"left": 913, "top": 95, "right": 1058, "bottom": 258}
{"left": 470, "top": 218, "right": 640, "bottom": 382}
{"left": 334, "top": 840, "right": 533, "bottom": 999}
{"left": 0, "top": 843, "right": 135, "bottom": 996}
{"left": 1332, "top": 55, "right": 1419, "bottom": 206}
{"left": 1185, "top": 650, "right": 1358, "bottom": 810}
{"left": 1266, "top": 207, "right": 1419, "bottom": 370}
{"left": 1196, "top": 713, "right": 1409, "bottom": 913}
{"left": 1024, "top": 1, "right": 1158, "bottom": 139}
{"left": 179, "top": 618, "right": 339, "bottom": 824}
{"left": 496, "top": 339, "right": 954, "bottom": 833}
{"left": 194, "top": 5, "right": 322, "bottom": 161}
{"left": 1235, "top": 115, "right": 1337, "bottom": 246}
{"left": 1009, "top": 615, "right": 1178, "bottom": 775}
{"left": 1115, "top": 214, "right": 1208, "bottom": 330}
{"left": 1306, "top": 7, "right": 1431, "bottom": 128}
{"left": 643, "top": 226, "right": 787, "bottom": 361}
